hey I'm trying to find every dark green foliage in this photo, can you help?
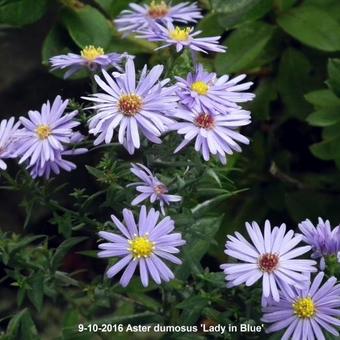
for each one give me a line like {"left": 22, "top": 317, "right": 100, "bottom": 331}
{"left": 0, "top": 0, "right": 340, "bottom": 339}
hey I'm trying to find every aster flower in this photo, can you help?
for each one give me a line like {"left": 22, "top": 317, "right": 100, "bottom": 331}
{"left": 299, "top": 217, "right": 340, "bottom": 270}
{"left": 0, "top": 117, "right": 21, "bottom": 170}
{"left": 114, "top": 1, "right": 202, "bottom": 36}
{"left": 16, "top": 95, "right": 79, "bottom": 168}
{"left": 262, "top": 272, "right": 340, "bottom": 340}
{"left": 175, "top": 64, "right": 255, "bottom": 114}
{"left": 82, "top": 58, "right": 177, "bottom": 155}
{"left": 27, "top": 133, "right": 87, "bottom": 179}
{"left": 138, "top": 22, "right": 226, "bottom": 54}
{"left": 97, "top": 206, "right": 186, "bottom": 287}
{"left": 50, "top": 46, "right": 131, "bottom": 79}
{"left": 220, "top": 221, "right": 317, "bottom": 303}
{"left": 128, "top": 163, "right": 182, "bottom": 214}
{"left": 173, "top": 109, "right": 251, "bottom": 164}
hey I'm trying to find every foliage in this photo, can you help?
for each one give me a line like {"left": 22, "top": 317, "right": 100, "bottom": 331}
{"left": 0, "top": 0, "right": 340, "bottom": 339}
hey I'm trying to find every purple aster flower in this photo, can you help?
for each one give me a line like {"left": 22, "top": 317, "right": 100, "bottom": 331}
{"left": 27, "top": 133, "right": 87, "bottom": 179}
{"left": 0, "top": 117, "right": 21, "bottom": 170}
{"left": 175, "top": 64, "right": 255, "bottom": 114}
{"left": 114, "top": 1, "right": 202, "bottom": 36}
{"left": 97, "top": 206, "right": 186, "bottom": 287}
{"left": 82, "top": 58, "right": 177, "bottom": 155}
{"left": 220, "top": 221, "right": 317, "bottom": 303}
{"left": 262, "top": 272, "right": 340, "bottom": 340}
{"left": 299, "top": 217, "right": 340, "bottom": 270}
{"left": 50, "top": 46, "right": 131, "bottom": 79}
{"left": 128, "top": 163, "right": 182, "bottom": 215}
{"left": 138, "top": 22, "right": 226, "bottom": 54}
{"left": 16, "top": 95, "right": 80, "bottom": 168}
{"left": 173, "top": 109, "right": 251, "bottom": 164}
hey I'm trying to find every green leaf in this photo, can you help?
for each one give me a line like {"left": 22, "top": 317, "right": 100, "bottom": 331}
{"left": 107, "top": 34, "right": 156, "bottom": 55}
{"left": 42, "top": 25, "right": 71, "bottom": 64}
{"left": 327, "top": 59, "right": 340, "bottom": 97}
{"left": 197, "top": 13, "right": 225, "bottom": 36}
{"left": 249, "top": 78, "right": 277, "bottom": 120}
{"left": 62, "top": 5, "right": 112, "bottom": 48}
{"left": 0, "top": 0, "right": 48, "bottom": 26}
{"left": 274, "top": 0, "right": 297, "bottom": 11}
{"left": 307, "top": 108, "right": 340, "bottom": 127}
{"left": 6, "top": 309, "right": 39, "bottom": 340}
{"left": 51, "top": 237, "right": 87, "bottom": 270}
{"left": 277, "top": 5, "right": 340, "bottom": 52}
{"left": 310, "top": 136, "right": 340, "bottom": 160}
{"left": 305, "top": 89, "right": 340, "bottom": 108}
{"left": 276, "top": 48, "right": 313, "bottom": 118}
{"left": 176, "top": 296, "right": 209, "bottom": 325}
{"left": 85, "top": 165, "right": 105, "bottom": 179}
{"left": 27, "top": 272, "right": 44, "bottom": 312}
{"left": 175, "top": 216, "right": 223, "bottom": 280}
{"left": 212, "top": 0, "right": 274, "bottom": 29}
{"left": 215, "top": 21, "right": 277, "bottom": 74}
{"left": 94, "top": 0, "right": 129, "bottom": 17}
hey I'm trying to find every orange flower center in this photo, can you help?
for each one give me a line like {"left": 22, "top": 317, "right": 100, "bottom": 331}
{"left": 148, "top": 1, "right": 169, "bottom": 19}
{"left": 118, "top": 94, "right": 143, "bottom": 116}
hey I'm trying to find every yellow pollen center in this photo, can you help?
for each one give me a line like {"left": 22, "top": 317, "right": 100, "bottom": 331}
{"left": 81, "top": 45, "right": 104, "bottom": 61}
{"left": 36, "top": 124, "right": 52, "bottom": 140}
{"left": 118, "top": 94, "right": 143, "bottom": 116}
{"left": 169, "top": 27, "right": 191, "bottom": 41}
{"left": 191, "top": 81, "right": 209, "bottom": 95}
{"left": 148, "top": 1, "right": 168, "bottom": 19}
{"left": 293, "top": 297, "right": 316, "bottom": 319}
{"left": 128, "top": 236, "right": 155, "bottom": 259}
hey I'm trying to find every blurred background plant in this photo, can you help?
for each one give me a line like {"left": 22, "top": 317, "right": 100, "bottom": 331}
{"left": 0, "top": 0, "right": 340, "bottom": 339}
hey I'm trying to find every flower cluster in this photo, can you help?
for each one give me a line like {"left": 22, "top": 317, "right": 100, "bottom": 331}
{"left": 2, "top": 3, "right": 339, "bottom": 339}
{"left": 221, "top": 218, "right": 340, "bottom": 339}
{"left": 128, "top": 163, "right": 181, "bottom": 215}
{"left": 0, "top": 96, "right": 86, "bottom": 178}
{"left": 50, "top": 46, "right": 131, "bottom": 78}
{"left": 0, "top": 117, "right": 20, "bottom": 170}
{"left": 262, "top": 272, "right": 340, "bottom": 339}
{"left": 98, "top": 206, "right": 186, "bottom": 287}
{"left": 82, "top": 59, "right": 177, "bottom": 155}
{"left": 221, "top": 221, "right": 317, "bottom": 303}
{"left": 114, "top": 1, "right": 202, "bottom": 36}
{"left": 299, "top": 218, "right": 340, "bottom": 269}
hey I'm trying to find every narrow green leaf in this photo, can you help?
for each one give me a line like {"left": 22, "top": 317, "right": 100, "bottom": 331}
{"left": 51, "top": 237, "right": 87, "bottom": 270}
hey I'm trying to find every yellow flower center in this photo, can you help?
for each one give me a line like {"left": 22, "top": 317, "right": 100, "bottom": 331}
{"left": 148, "top": 1, "right": 169, "bottom": 19}
{"left": 36, "top": 124, "right": 52, "bottom": 140}
{"left": 128, "top": 235, "right": 155, "bottom": 259}
{"left": 81, "top": 45, "right": 104, "bottom": 61}
{"left": 169, "top": 27, "right": 191, "bottom": 41}
{"left": 191, "top": 81, "right": 209, "bottom": 95}
{"left": 293, "top": 297, "right": 316, "bottom": 319}
{"left": 118, "top": 94, "right": 143, "bottom": 116}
